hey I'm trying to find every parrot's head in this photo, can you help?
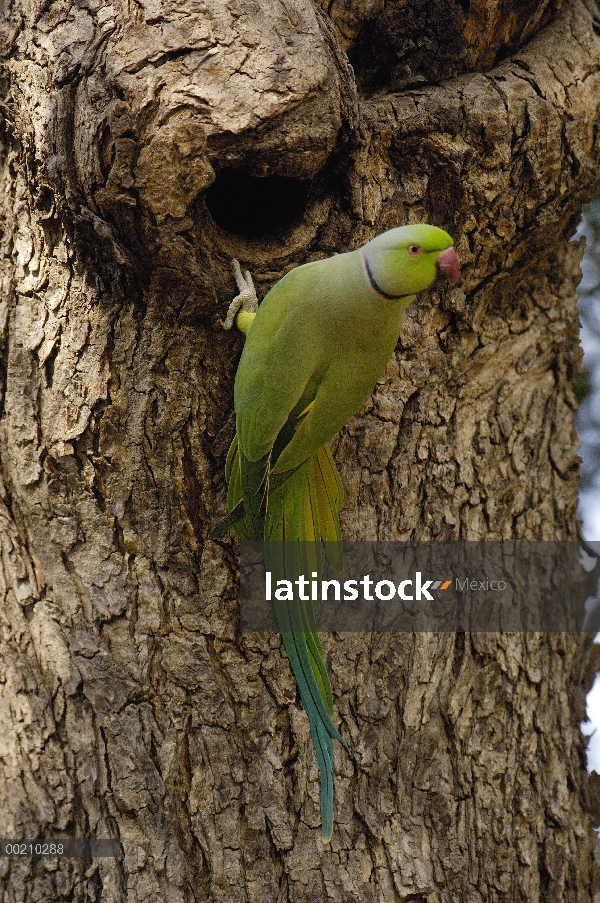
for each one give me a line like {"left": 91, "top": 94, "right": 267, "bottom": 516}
{"left": 361, "top": 224, "right": 459, "bottom": 299}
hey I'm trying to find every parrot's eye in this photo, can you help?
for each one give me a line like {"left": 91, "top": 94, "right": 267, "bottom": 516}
{"left": 407, "top": 244, "right": 422, "bottom": 257}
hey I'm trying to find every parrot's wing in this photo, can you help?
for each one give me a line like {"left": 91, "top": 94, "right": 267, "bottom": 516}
{"left": 272, "top": 314, "right": 405, "bottom": 475}
{"left": 234, "top": 263, "right": 326, "bottom": 464}
{"left": 234, "top": 265, "right": 327, "bottom": 539}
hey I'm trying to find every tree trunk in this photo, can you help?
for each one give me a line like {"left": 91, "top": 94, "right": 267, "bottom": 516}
{"left": 1, "top": 1, "right": 600, "bottom": 900}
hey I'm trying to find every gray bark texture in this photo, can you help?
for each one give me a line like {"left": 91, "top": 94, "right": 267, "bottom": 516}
{"left": 1, "top": 0, "right": 600, "bottom": 900}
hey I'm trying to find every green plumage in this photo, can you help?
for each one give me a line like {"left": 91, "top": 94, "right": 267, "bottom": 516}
{"left": 213, "top": 225, "right": 458, "bottom": 842}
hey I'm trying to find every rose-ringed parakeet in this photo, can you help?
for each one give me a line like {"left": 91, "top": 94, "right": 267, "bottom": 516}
{"left": 213, "top": 225, "right": 459, "bottom": 842}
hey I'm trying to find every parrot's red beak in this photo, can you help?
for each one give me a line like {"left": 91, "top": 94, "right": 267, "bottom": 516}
{"left": 436, "top": 247, "right": 459, "bottom": 285}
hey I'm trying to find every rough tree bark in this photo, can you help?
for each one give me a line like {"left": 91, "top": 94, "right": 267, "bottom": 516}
{"left": 1, "top": 0, "right": 600, "bottom": 900}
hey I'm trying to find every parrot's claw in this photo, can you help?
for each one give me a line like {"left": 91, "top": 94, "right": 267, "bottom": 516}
{"left": 221, "top": 259, "right": 259, "bottom": 329}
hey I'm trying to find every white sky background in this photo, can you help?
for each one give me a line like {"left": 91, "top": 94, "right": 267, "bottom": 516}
{"left": 575, "top": 201, "right": 600, "bottom": 771}
{"left": 576, "top": 202, "right": 600, "bottom": 543}
{"left": 584, "top": 673, "right": 600, "bottom": 771}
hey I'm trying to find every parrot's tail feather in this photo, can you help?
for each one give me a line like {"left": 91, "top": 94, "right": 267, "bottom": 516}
{"left": 214, "top": 436, "right": 308, "bottom": 540}
{"left": 266, "top": 451, "right": 350, "bottom": 838}
{"left": 210, "top": 499, "right": 246, "bottom": 539}
{"left": 312, "top": 720, "right": 334, "bottom": 844}
{"left": 222, "top": 431, "right": 349, "bottom": 839}
{"left": 225, "top": 433, "right": 238, "bottom": 484}
{"left": 279, "top": 625, "right": 348, "bottom": 749}
{"left": 313, "top": 446, "right": 344, "bottom": 572}
{"left": 239, "top": 448, "right": 270, "bottom": 540}
{"left": 318, "top": 444, "right": 344, "bottom": 510}
{"left": 307, "top": 630, "right": 334, "bottom": 717}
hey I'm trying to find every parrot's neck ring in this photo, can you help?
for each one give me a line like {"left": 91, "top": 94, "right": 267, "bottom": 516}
{"left": 360, "top": 249, "right": 405, "bottom": 301}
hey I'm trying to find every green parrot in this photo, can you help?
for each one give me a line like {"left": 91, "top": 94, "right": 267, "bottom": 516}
{"left": 213, "top": 224, "right": 459, "bottom": 842}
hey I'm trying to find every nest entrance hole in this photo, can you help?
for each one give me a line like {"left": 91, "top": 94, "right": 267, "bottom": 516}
{"left": 205, "top": 168, "right": 307, "bottom": 239}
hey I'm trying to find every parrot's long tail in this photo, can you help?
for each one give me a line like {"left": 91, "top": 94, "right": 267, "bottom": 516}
{"left": 223, "top": 435, "right": 347, "bottom": 843}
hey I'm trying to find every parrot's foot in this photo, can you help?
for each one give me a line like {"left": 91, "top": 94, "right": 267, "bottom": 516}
{"left": 221, "top": 259, "right": 258, "bottom": 329}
